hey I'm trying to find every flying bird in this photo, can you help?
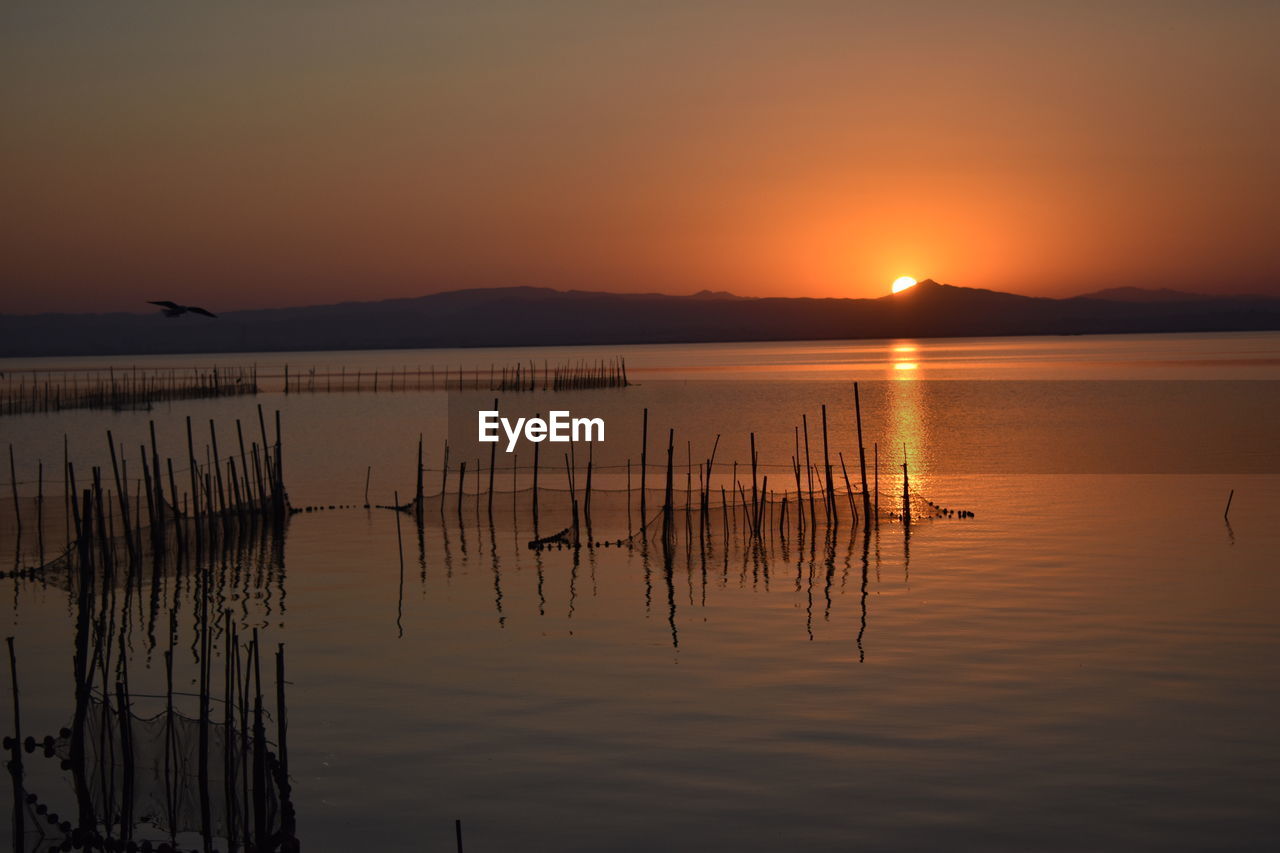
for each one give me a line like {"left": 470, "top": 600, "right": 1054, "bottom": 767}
{"left": 148, "top": 300, "right": 218, "bottom": 318}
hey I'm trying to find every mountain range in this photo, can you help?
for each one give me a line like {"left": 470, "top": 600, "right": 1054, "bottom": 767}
{"left": 1, "top": 280, "right": 1277, "bottom": 357}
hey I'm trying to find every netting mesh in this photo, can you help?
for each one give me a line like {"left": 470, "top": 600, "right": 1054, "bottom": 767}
{"left": 11, "top": 691, "right": 293, "bottom": 852}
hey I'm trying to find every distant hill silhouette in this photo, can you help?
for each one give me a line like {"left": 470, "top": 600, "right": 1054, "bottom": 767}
{"left": 1075, "top": 286, "right": 1215, "bottom": 302}
{"left": 1, "top": 279, "right": 1278, "bottom": 357}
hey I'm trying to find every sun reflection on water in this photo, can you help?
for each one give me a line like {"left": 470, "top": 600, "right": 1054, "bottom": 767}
{"left": 885, "top": 340, "right": 928, "bottom": 499}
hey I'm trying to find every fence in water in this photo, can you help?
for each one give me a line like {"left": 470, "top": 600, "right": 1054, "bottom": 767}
{"left": 3, "top": 406, "right": 289, "bottom": 573}
{"left": 0, "top": 381, "right": 982, "bottom": 852}
{"left": 278, "top": 357, "right": 629, "bottom": 394}
{"left": 377, "top": 384, "right": 974, "bottom": 554}
{"left": 0, "top": 358, "right": 631, "bottom": 415}
{"left": 0, "top": 367, "right": 259, "bottom": 416}
{"left": 4, "top": 479, "right": 298, "bottom": 852}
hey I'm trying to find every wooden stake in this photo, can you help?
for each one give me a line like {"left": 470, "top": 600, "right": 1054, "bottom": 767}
{"left": 902, "top": 444, "right": 911, "bottom": 528}
{"left": 584, "top": 442, "right": 594, "bottom": 529}
{"left": 640, "top": 408, "right": 648, "bottom": 522}
{"left": 36, "top": 460, "right": 44, "bottom": 565}
{"left": 106, "top": 431, "right": 136, "bottom": 559}
{"left": 457, "top": 461, "right": 466, "bottom": 517}
{"left": 150, "top": 422, "right": 164, "bottom": 520}
{"left": 416, "top": 435, "right": 425, "bottom": 518}
{"left": 750, "top": 433, "right": 759, "bottom": 537}
{"left": 822, "top": 404, "right": 836, "bottom": 526}
{"left": 9, "top": 445, "right": 25, "bottom": 532}
{"left": 7, "top": 636, "right": 24, "bottom": 850}
{"left": 663, "top": 429, "right": 675, "bottom": 543}
{"left": 802, "top": 415, "right": 816, "bottom": 529}
{"left": 440, "top": 442, "right": 450, "bottom": 514}
{"left": 488, "top": 398, "right": 498, "bottom": 514}
{"left": 854, "top": 383, "right": 872, "bottom": 527}
{"left": 531, "top": 426, "right": 540, "bottom": 527}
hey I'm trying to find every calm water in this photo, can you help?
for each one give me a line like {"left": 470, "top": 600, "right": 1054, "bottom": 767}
{"left": 3, "top": 332, "right": 1279, "bottom": 851}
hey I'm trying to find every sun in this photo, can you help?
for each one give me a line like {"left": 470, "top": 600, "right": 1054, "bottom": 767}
{"left": 891, "top": 276, "right": 917, "bottom": 294}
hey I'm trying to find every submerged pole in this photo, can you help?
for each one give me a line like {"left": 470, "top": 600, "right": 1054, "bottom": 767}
{"left": 902, "top": 444, "right": 911, "bottom": 528}
{"left": 854, "top": 383, "right": 871, "bottom": 528}
{"left": 7, "top": 444, "right": 21, "bottom": 537}
{"left": 107, "top": 430, "right": 136, "bottom": 560}
{"left": 6, "top": 636, "right": 24, "bottom": 853}
{"left": 640, "top": 408, "right": 649, "bottom": 522}
{"left": 822, "top": 404, "right": 836, "bottom": 526}
{"left": 36, "top": 460, "right": 44, "bottom": 565}
{"left": 663, "top": 429, "right": 675, "bottom": 544}
{"left": 416, "top": 435, "right": 425, "bottom": 519}
{"left": 531, "top": 425, "right": 540, "bottom": 528}
{"left": 802, "top": 415, "right": 816, "bottom": 529}
{"left": 488, "top": 398, "right": 498, "bottom": 514}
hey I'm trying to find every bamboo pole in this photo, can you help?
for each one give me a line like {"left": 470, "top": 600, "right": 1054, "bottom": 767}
{"left": 36, "top": 460, "right": 44, "bottom": 565}
{"left": 457, "top": 461, "right": 466, "bottom": 517}
{"left": 150, "top": 421, "right": 164, "bottom": 523}
{"left": 584, "top": 442, "right": 593, "bottom": 530}
{"left": 416, "top": 435, "right": 424, "bottom": 519}
{"left": 223, "top": 609, "right": 236, "bottom": 843}
{"left": 276, "top": 642, "right": 290, "bottom": 792}
{"left": 488, "top": 398, "right": 498, "bottom": 514}
{"left": 117, "top": 674, "right": 135, "bottom": 838}
{"left": 210, "top": 419, "right": 228, "bottom": 519}
{"left": 9, "top": 444, "right": 24, "bottom": 538}
{"left": 236, "top": 419, "right": 250, "bottom": 511}
{"left": 902, "top": 444, "right": 911, "bottom": 528}
{"left": 822, "top": 404, "right": 836, "bottom": 527}
{"left": 531, "top": 427, "right": 540, "bottom": 528}
{"left": 874, "top": 443, "right": 879, "bottom": 520}
{"left": 802, "top": 415, "right": 816, "bottom": 529}
{"left": 198, "top": 564, "right": 212, "bottom": 850}
{"left": 440, "top": 442, "right": 450, "bottom": 515}
{"left": 749, "top": 433, "right": 759, "bottom": 539}
{"left": 251, "top": 629, "right": 267, "bottom": 847}
{"left": 663, "top": 429, "right": 675, "bottom": 544}
{"left": 107, "top": 431, "right": 136, "bottom": 560}
{"left": 140, "top": 446, "right": 156, "bottom": 532}
{"left": 6, "top": 636, "right": 24, "bottom": 850}
{"left": 839, "top": 451, "right": 858, "bottom": 525}
{"left": 853, "top": 383, "right": 872, "bottom": 528}
{"left": 186, "top": 417, "right": 202, "bottom": 546}
{"left": 395, "top": 492, "right": 405, "bottom": 638}
{"left": 640, "top": 408, "right": 648, "bottom": 522}
{"left": 274, "top": 409, "right": 285, "bottom": 518}
{"left": 64, "top": 435, "right": 70, "bottom": 547}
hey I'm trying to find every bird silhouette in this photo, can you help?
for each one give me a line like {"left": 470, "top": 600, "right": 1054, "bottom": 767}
{"left": 148, "top": 300, "right": 217, "bottom": 318}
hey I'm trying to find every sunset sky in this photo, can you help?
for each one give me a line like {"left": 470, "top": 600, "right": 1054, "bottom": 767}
{"left": 2, "top": 2, "right": 1277, "bottom": 314}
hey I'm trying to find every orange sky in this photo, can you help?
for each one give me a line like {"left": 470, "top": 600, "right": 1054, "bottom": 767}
{"left": 1, "top": 2, "right": 1277, "bottom": 313}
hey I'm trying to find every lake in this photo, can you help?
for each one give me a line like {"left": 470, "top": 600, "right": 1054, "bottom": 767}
{"left": 3, "top": 331, "right": 1278, "bottom": 851}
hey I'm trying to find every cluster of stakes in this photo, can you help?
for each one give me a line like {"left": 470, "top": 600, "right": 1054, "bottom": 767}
{"left": 3, "top": 380, "right": 980, "bottom": 851}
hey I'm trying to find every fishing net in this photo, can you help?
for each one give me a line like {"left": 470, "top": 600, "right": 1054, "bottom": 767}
{"left": 11, "top": 693, "right": 295, "bottom": 852}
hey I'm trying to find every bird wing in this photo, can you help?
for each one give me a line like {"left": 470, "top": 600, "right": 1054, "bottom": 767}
{"left": 188, "top": 306, "right": 218, "bottom": 318}
{"left": 148, "top": 300, "right": 182, "bottom": 310}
